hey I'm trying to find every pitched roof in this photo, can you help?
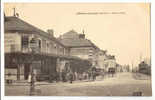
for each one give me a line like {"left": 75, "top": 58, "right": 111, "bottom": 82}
{"left": 5, "top": 16, "right": 43, "bottom": 33}
{"left": 4, "top": 16, "right": 66, "bottom": 47}
{"left": 106, "top": 55, "right": 115, "bottom": 60}
{"left": 60, "top": 30, "right": 79, "bottom": 39}
{"left": 59, "top": 30, "right": 99, "bottom": 49}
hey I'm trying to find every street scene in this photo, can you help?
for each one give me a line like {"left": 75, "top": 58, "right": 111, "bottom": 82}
{"left": 4, "top": 3, "right": 151, "bottom": 96}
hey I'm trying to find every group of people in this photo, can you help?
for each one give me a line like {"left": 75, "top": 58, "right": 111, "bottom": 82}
{"left": 28, "top": 66, "right": 107, "bottom": 84}
{"left": 48, "top": 66, "right": 99, "bottom": 84}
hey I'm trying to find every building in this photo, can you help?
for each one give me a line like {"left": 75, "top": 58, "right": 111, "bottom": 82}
{"left": 4, "top": 16, "right": 91, "bottom": 81}
{"left": 5, "top": 17, "right": 70, "bottom": 54}
{"left": 104, "top": 55, "right": 116, "bottom": 72}
{"left": 138, "top": 61, "right": 151, "bottom": 75}
{"left": 97, "top": 50, "right": 116, "bottom": 72}
{"left": 96, "top": 50, "right": 107, "bottom": 69}
{"left": 144, "top": 58, "right": 151, "bottom": 66}
{"left": 59, "top": 30, "right": 117, "bottom": 72}
{"left": 58, "top": 30, "right": 100, "bottom": 66}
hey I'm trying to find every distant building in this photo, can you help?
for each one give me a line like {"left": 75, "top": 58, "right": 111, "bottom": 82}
{"left": 103, "top": 55, "right": 116, "bottom": 72}
{"left": 144, "top": 58, "right": 151, "bottom": 66}
{"left": 96, "top": 50, "right": 117, "bottom": 71}
{"left": 138, "top": 61, "right": 151, "bottom": 75}
{"left": 96, "top": 50, "right": 107, "bottom": 69}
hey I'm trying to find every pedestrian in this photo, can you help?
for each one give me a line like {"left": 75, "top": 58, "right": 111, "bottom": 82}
{"left": 102, "top": 71, "right": 105, "bottom": 79}
{"left": 28, "top": 72, "right": 31, "bottom": 83}
{"left": 62, "top": 72, "right": 65, "bottom": 82}
{"left": 49, "top": 73, "right": 54, "bottom": 83}
{"left": 92, "top": 72, "right": 96, "bottom": 81}
{"left": 69, "top": 72, "right": 73, "bottom": 84}
{"left": 84, "top": 72, "right": 87, "bottom": 80}
{"left": 91, "top": 66, "right": 97, "bottom": 81}
{"left": 29, "top": 70, "right": 35, "bottom": 96}
{"left": 33, "top": 69, "right": 37, "bottom": 82}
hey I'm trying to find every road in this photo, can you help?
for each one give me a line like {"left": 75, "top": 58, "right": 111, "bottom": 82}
{"left": 5, "top": 72, "right": 152, "bottom": 96}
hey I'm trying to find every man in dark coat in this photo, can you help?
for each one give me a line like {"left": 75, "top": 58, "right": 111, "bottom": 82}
{"left": 91, "top": 66, "right": 97, "bottom": 81}
{"left": 69, "top": 72, "right": 73, "bottom": 84}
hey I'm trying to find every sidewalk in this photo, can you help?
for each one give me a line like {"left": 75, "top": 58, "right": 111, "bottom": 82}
{"left": 5, "top": 74, "right": 114, "bottom": 87}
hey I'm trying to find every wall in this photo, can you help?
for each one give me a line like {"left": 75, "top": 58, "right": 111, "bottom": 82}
{"left": 5, "top": 32, "right": 21, "bottom": 53}
{"left": 5, "top": 68, "right": 17, "bottom": 80}
{"left": 34, "top": 33, "right": 69, "bottom": 55}
{"left": 97, "top": 54, "right": 107, "bottom": 69}
{"left": 104, "top": 59, "right": 116, "bottom": 71}
{"left": 5, "top": 31, "right": 69, "bottom": 56}
{"left": 70, "top": 47, "right": 96, "bottom": 59}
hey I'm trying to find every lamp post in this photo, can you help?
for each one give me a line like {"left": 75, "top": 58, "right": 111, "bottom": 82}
{"left": 29, "top": 37, "right": 38, "bottom": 96}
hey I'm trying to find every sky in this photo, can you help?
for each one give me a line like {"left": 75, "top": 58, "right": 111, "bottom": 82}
{"left": 4, "top": 3, "right": 151, "bottom": 66}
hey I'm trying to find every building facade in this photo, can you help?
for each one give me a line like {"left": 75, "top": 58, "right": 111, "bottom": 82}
{"left": 59, "top": 30, "right": 100, "bottom": 65}
{"left": 97, "top": 50, "right": 116, "bottom": 71}
{"left": 5, "top": 17, "right": 69, "bottom": 55}
{"left": 4, "top": 16, "right": 90, "bottom": 81}
{"left": 4, "top": 15, "right": 117, "bottom": 81}
{"left": 59, "top": 30, "right": 117, "bottom": 72}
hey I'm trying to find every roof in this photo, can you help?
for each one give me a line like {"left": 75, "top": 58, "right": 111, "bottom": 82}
{"left": 106, "top": 55, "right": 115, "bottom": 60}
{"left": 4, "top": 16, "right": 66, "bottom": 48}
{"left": 59, "top": 30, "right": 99, "bottom": 49}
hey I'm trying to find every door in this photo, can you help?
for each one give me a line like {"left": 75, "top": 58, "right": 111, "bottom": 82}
{"left": 24, "top": 64, "right": 30, "bottom": 80}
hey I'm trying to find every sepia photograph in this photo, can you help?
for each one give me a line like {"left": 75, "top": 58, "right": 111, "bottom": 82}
{"left": 3, "top": 3, "right": 151, "bottom": 96}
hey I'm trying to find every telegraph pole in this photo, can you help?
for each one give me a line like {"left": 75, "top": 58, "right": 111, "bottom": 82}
{"left": 140, "top": 53, "right": 142, "bottom": 63}
{"left": 132, "top": 61, "right": 134, "bottom": 72}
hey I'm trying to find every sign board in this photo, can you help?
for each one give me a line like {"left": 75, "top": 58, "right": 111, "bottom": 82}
{"left": 30, "top": 38, "right": 38, "bottom": 53}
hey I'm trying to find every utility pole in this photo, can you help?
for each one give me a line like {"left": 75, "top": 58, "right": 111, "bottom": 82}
{"left": 140, "top": 53, "right": 142, "bottom": 63}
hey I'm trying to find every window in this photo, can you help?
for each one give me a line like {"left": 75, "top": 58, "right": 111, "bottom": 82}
{"left": 21, "top": 35, "right": 29, "bottom": 52}
{"left": 10, "top": 44, "right": 16, "bottom": 52}
{"left": 38, "top": 40, "right": 41, "bottom": 49}
{"left": 22, "top": 36, "right": 29, "bottom": 48}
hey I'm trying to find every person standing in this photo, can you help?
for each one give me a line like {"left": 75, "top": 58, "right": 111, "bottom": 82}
{"left": 92, "top": 66, "right": 97, "bottom": 81}
{"left": 69, "top": 71, "right": 73, "bottom": 84}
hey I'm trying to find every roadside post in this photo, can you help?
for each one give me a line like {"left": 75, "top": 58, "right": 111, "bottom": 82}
{"left": 29, "top": 37, "right": 38, "bottom": 96}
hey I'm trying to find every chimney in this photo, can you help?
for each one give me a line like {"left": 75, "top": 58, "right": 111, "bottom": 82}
{"left": 47, "top": 29, "right": 54, "bottom": 37}
{"left": 79, "top": 29, "right": 85, "bottom": 39}
{"left": 16, "top": 13, "right": 19, "bottom": 17}
{"left": 79, "top": 34, "right": 85, "bottom": 39}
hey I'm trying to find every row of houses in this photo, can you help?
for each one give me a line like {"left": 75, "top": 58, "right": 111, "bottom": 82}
{"left": 4, "top": 15, "right": 116, "bottom": 81}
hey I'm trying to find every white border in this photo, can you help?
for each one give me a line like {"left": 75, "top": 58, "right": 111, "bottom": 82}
{"left": 1, "top": 0, "right": 152, "bottom": 3}
{"left": 1, "top": 0, "right": 154, "bottom": 100}
{"left": 1, "top": 1, "right": 4, "bottom": 100}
